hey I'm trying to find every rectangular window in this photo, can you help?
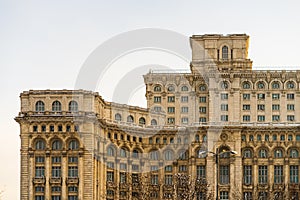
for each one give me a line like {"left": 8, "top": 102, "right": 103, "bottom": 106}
{"left": 68, "top": 166, "right": 78, "bottom": 178}
{"left": 165, "top": 175, "right": 173, "bottom": 185}
{"left": 221, "top": 104, "right": 228, "bottom": 111}
{"left": 243, "top": 192, "right": 252, "bottom": 200}
{"left": 220, "top": 115, "right": 228, "bottom": 122}
{"left": 119, "top": 172, "right": 126, "bottom": 183}
{"left": 258, "top": 192, "right": 268, "bottom": 200}
{"left": 243, "top": 115, "right": 250, "bottom": 122}
{"left": 243, "top": 105, "right": 250, "bottom": 110}
{"left": 287, "top": 104, "right": 295, "bottom": 111}
{"left": 257, "top": 115, "right": 265, "bottom": 122}
{"left": 150, "top": 165, "right": 158, "bottom": 171}
{"left": 167, "top": 107, "right": 175, "bottom": 113}
{"left": 167, "top": 118, "right": 175, "bottom": 124}
{"left": 151, "top": 175, "right": 159, "bottom": 185}
{"left": 287, "top": 93, "right": 295, "bottom": 100}
{"left": 35, "top": 186, "right": 45, "bottom": 192}
{"left": 287, "top": 115, "right": 295, "bottom": 121}
{"left": 220, "top": 191, "right": 229, "bottom": 200}
{"left": 243, "top": 166, "right": 252, "bottom": 185}
{"left": 120, "top": 163, "right": 127, "bottom": 170}
{"left": 132, "top": 164, "right": 139, "bottom": 171}
{"left": 179, "top": 165, "right": 187, "bottom": 172}
{"left": 167, "top": 96, "right": 175, "bottom": 102}
{"left": 290, "top": 165, "right": 299, "bottom": 184}
{"left": 51, "top": 196, "right": 61, "bottom": 200}
{"left": 199, "top": 117, "right": 207, "bottom": 122}
{"left": 274, "top": 165, "right": 283, "bottom": 184}
{"left": 272, "top": 115, "right": 280, "bottom": 122}
{"left": 165, "top": 165, "right": 173, "bottom": 172}
{"left": 68, "top": 157, "right": 78, "bottom": 163}
{"left": 272, "top": 104, "right": 280, "bottom": 110}
{"left": 106, "top": 171, "right": 114, "bottom": 182}
{"left": 243, "top": 94, "right": 250, "bottom": 100}
{"left": 52, "top": 166, "right": 61, "bottom": 178}
{"left": 258, "top": 165, "right": 268, "bottom": 184}
{"left": 199, "top": 96, "right": 206, "bottom": 103}
{"left": 52, "top": 186, "right": 61, "bottom": 192}
{"left": 33, "top": 125, "right": 38, "bottom": 132}
{"left": 257, "top": 93, "right": 265, "bottom": 100}
{"left": 50, "top": 125, "right": 54, "bottom": 132}
{"left": 153, "top": 106, "right": 161, "bottom": 112}
{"left": 199, "top": 107, "right": 206, "bottom": 113}
{"left": 219, "top": 165, "right": 229, "bottom": 184}
{"left": 257, "top": 104, "right": 265, "bottom": 111}
{"left": 68, "top": 195, "right": 78, "bottom": 200}
{"left": 181, "top": 107, "right": 189, "bottom": 113}
{"left": 35, "top": 196, "right": 45, "bottom": 200}
{"left": 196, "top": 165, "right": 206, "bottom": 179}
{"left": 181, "top": 96, "right": 188, "bottom": 102}
{"left": 221, "top": 93, "right": 228, "bottom": 100}
{"left": 272, "top": 93, "right": 280, "bottom": 100}
{"left": 35, "top": 167, "right": 45, "bottom": 177}
{"left": 154, "top": 96, "right": 161, "bottom": 103}
{"left": 36, "top": 157, "right": 45, "bottom": 163}
{"left": 107, "top": 162, "right": 114, "bottom": 169}
{"left": 68, "top": 186, "right": 78, "bottom": 192}
{"left": 52, "top": 157, "right": 61, "bottom": 163}
{"left": 181, "top": 117, "right": 188, "bottom": 124}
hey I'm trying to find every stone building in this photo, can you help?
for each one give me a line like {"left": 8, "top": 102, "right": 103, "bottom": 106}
{"left": 16, "top": 34, "right": 300, "bottom": 200}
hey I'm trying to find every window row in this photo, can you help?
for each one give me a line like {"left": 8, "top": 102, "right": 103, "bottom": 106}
{"left": 35, "top": 100, "right": 78, "bottom": 112}
{"left": 242, "top": 80, "right": 297, "bottom": 90}
{"left": 243, "top": 165, "right": 300, "bottom": 185}
{"left": 242, "top": 133, "right": 300, "bottom": 142}
{"left": 153, "top": 85, "right": 190, "bottom": 92}
{"left": 114, "top": 114, "right": 147, "bottom": 125}
{"left": 34, "top": 139, "right": 80, "bottom": 150}
{"left": 32, "top": 124, "right": 79, "bottom": 133}
{"left": 242, "top": 148, "right": 299, "bottom": 158}
{"left": 242, "top": 115, "right": 295, "bottom": 122}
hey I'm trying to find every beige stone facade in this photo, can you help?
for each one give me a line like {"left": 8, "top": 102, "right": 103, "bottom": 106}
{"left": 16, "top": 34, "right": 300, "bottom": 200}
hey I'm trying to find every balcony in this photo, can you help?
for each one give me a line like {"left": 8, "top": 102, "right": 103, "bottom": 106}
{"left": 50, "top": 177, "right": 62, "bottom": 184}
{"left": 66, "top": 177, "right": 79, "bottom": 184}
{"left": 33, "top": 177, "right": 46, "bottom": 184}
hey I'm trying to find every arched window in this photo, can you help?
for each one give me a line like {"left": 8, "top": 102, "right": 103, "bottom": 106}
{"left": 120, "top": 148, "right": 127, "bottom": 157}
{"left": 150, "top": 151, "right": 159, "bottom": 160}
{"left": 107, "top": 146, "right": 115, "bottom": 156}
{"left": 220, "top": 81, "right": 229, "bottom": 89}
{"left": 167, "top": 85, "right": 175, "bottom": 92}
{"left": 35, "top": 101, "right": 45, "bottom": 112}
{"left": 115, "top": 113, "right": 122, "bottom": 121}
{"left": 52, "top": 140, "right": 62, "bottom": 150}
{"left": 69, "top": 101, "right": 78, "bottom": 112}
{"left": 151, "top": 119, "right": 157, "bottom": 125}
{"left": 242, "top": 82, "right": 251, "bottom": 89}
{"left": 222, "top": 46, "right": 229, "bottom": 59}
{"left": 164, "top": 150, "right": 173, "bottom": 160}
{"left": 181, "top": 86, "right": 189, "bottom": 92}
{"left": 287, "top": 81, "right": 295, "bottom": 89}
{"left": 203, "top": 135, "right": 207, "bottom": 142}
{"left": 257, "top": 81, "right": 265, "bottom": 89}
{"left": 199, "top": 84, "right": 207, "bottom": 91}
{"left": 52, "top": 101, "right": 61, "bottom": 112}
{"left": 290, "top": 149, "right": 299, "bottom": 158}
{"left": 139, "top": 117, "right": 146, "bottom": 125}
{"left": 127, "top": 115, "right": 134, "bottom": 123}
{"left": 274, "top": 149, "right": 283, "bottom": 158}
{"left": 35, "top": 139, "right": 46, "bottom": 150}
{"left": 243, "top": 149, "right": 253, "bottom": 158}
{"left": 132, "top": 149, "right": 139, "bottom": 159}
{"left": 219, "top": 146, "right": 231, "bottom": 158}
{"left": 272, "top": 81, "right": 280, "bottom": 89}
{"left": 197, "top": 149, "right": 207, "bottom": 158}
{"left": 154, "top": 85, "right": 162, "bottom": 92}
{"left": 258, "top": 149, "right": 268, "bottom": 158}
{"left": 68, "top": 139, "right": 79, "bottom": 150}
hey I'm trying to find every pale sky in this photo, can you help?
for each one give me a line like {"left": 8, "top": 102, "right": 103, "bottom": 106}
{"left": 1, "top": 0, "right": 300, "bottom": 199}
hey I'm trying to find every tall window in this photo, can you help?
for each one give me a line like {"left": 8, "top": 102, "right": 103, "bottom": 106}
{"left": 106, "top": 171, "right": 114, "bottom": 182}
{"left": 220, "top": 191, "right": 229, "bottom": 200}
{"left": 154, "top": 96, "right": 161, "bottom": 103}
{"left": 68, "top": 166, "right": 78, "bottom": 178}
{"left": 69, "top": 140, "right": 79, "bottom": 150}
{"left": 222, "top": 46, "right": 229, "bottom": 60}
{"left": 154, "top": 85, "right": 161, "bottom": 92}
{"left": 164, "top": 150, "right": 173, "bottom": 160}
{"left": 196, "top": 165, "right": 206, "bottom": 179}
{"left": 151, "top": 175, "right": 159, "bottom": 185}
{"left": 139, "top": 117, "right": 146, "bottom": 125}
{"left": 274, "top": 165, "right": 283, "bottom": 184}
{"left": 127, "top": 115, "right": 134, "bottom": 123}
{"left": 35, "top": 140, "right": 46, "bottom": 150}
{"left": 52, "top": 166, "right": 61, "bottom": 178}
{"left": 35, "top": 166, "right": 45, "bottom": 177}
{"left": 52, "top": 101, "right": 61, "bottom": 112}
{"left": 151, "top": 119, "right": 157, "bottom": 125}
{"left": 165, "top": 175, "right": 173, "bottom": 185}
{"left": 35, "top": 101, "right": 45, "bottom": 112}
{"left": 52, "top": 140, "right": 62, "bottom": 150}
{"left": 290, "top": 166, "right": 299, "bottom": 183}
{"left": 243, "top": 166, "right": 252, "bottom": 185}
{"left": 219, "top": 165, "right": 229, "bottom": 184}
{"left": 258, "top": 165, "right": 268, "bottom": 184}
{"left": 115, "top": 113, "right": 122, "bottom": 121}
{"left": 68, "top": 101, "right": 78, "bottom": 112}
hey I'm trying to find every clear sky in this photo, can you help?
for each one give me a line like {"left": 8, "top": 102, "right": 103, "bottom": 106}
{"left": 1, "top": 0, "right": 300, "bottom": 199}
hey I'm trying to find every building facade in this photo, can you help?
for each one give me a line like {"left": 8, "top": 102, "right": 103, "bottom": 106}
{"left": 16, "top": 34, "right": 300, "bottom": 200}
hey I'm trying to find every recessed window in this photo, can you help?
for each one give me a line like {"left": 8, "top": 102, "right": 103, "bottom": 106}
{"left": 272, "top": 81, "right": 280, "bottom": 89}
{"left": 272, "top": 93, "right": 280, "bottom": 100}
{"left": 220, "top": 81, "right": 229, "bottom": 89}
{"left": 257, "top": 115, "right": 265, "bottom": 122}
{"left": 242, "top": 82, "right": 251, "bottom": 89}
{"left": 167, "top": 85, "right": 175, "bottom": 92}
{"left": 153, "top": 85, "right": 161, "bottom": 92}
{"left": 167, "top": 107, "right": 175, "bottom": 113}
{"left": 181, "top": 86, "right": 189, "bottom": 91}
{"left": 221, "top": 104, "right": 228, "bottom": 111}
{"left": 220, "top": 115, "right": 228, "bottom": 121}
{"left": 257, "top": 104, "right": 265, "bottom": 111}
{"left": 127, "top": 115, "right": 134, "bottom": 123}
{"left": 181, "top": 107, "right": 188, "bottom": 113}
{"left": 257, "top": 93, "right": 265, "bottom": 100}
{"left": 199, "top": 96, "right": 206, "bottom": 103}
{"left": 272, "top": 104, "right": 280, "bottom": 111}
{"left": 243, "top": 105, "right": 250, "bottom": 110}
{"left": 287, "top": 94, "right": 295, "bottom": 100}
{"left": 68, "top": 139, "right": 79, "bottom": 150}
{"left": 257, "top": 81, "right": 265, "bottom": 89}
{"left": 52, "top": 101, "right": 61, "bottom": 112}
{"left": 287, "top": 115, "right": 295, "bottom": 121}
{"left": 167, "top": 118, "right": 175, "bottom": 124}
{"left": 35, "top": 101, "right": 45, "bottom": 112}
{"left": 199, "top": 85, "right": 207, "bottom": 91}
{"left": 52, "top": 140, "right": 62, "bottom": 150}
{"left": 154, "top": 96, "right": 161, "bottom": 103}
{"left": 287, "top": 104, "right": 295, "bottom": 111}
{"left": 68, "top": 101, "right": 78, "bottom": 112}
{"left": 287, "top": 81, "right": 295, "bottom": 89}
{"left": 181, "top": 96, "right": 188, "bottom": 102}
{"left": 222, "top": 46, "right": 229, "bottom": 60}
{"left": 243, "top": 94, "right": 250, "bottom": 100}
{"left": 272, "top": 115, "right": 280, "bottom": 122}
{"left": 181, "top": 117, "right": 189, "bottom": 124}
{"left": 221, "top": 93, "right": 228, "bottom": 100}
{"left": 151, "top": 119, "right": 157, "bottom": 125}
{"left": 115, "top": 113, "right": 122, "bottom": 121}
{"left": 139, "top": 117, "right": 146, "bottom": 125}
{"left": 199, "top": 107, "right": 206, "bottom": 113}
{"left": 167, "top": 96, "right": 175, "bottom": 102}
